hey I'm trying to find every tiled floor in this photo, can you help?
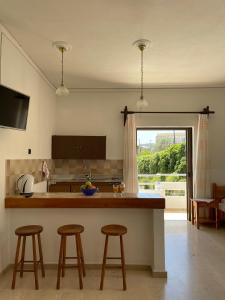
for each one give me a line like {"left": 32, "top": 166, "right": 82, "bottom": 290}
{"left": 1, "top": 221, "right": 225, "bottom": 299}
{"left": 164, "top": 212, "right": 187, "bottom": 220}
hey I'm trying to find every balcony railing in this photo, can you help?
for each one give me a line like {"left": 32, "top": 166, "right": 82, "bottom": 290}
{"left": 138, "top": 174, "right": 187, "bottom": 210}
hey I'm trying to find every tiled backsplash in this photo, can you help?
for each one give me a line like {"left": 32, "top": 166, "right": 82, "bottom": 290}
{"left": 5, "top": 159, "right": 54, "bottom": 195}
{"left": 5, "top": 159, "right": 123, "bottom": 194}
{"left": 54, "top": 159, "right": 123, "bottom": 176}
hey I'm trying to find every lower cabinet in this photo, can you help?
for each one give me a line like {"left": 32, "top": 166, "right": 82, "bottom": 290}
{"left": 70, "top": 183, "right": 82, "bottom": 192}
{"left": 48, "top": 182, "right": 71, "bottom": 192}
{"left": 48, "top": 181, "right": 116, "bottom": 193}
{"left": 97, "top": 183, "right": 114, "bottom": 192}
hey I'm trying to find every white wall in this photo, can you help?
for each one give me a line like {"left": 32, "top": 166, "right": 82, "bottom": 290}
{"left": 55, "top": 91, "right": 126, "bottom": 159}
{"left": 0, "top": 25, "right": 56, "bottom": 271}
{"left": 56, "top": 88, "right": 225, "bottom": 184}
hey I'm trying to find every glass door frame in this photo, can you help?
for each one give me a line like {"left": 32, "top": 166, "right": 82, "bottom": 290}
{"left": 136, "top": 127, "right": 193, "bottom": 220}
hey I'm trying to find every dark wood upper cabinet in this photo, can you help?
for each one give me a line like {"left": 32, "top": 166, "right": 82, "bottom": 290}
{"left": 52, "top": 135, "right": 106, "bottom": 159}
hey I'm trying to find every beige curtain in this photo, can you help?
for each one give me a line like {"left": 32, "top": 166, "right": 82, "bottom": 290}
{"left": 123, "top": 114, "right": 138, "bottom": 193}
{"left": 194, "top": 114, "right": 210, "bottom": 198}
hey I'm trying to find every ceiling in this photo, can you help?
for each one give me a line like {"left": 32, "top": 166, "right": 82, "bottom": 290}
{"left": 1, "top": 0, "right": 225, "bottom": 88}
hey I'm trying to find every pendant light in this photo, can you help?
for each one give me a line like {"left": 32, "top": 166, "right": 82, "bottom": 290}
{"left": 133, "top": 39, "right": 151, "bottom": 109}
{"left": 53, "top": 41, "right": 72, "bottom": 96}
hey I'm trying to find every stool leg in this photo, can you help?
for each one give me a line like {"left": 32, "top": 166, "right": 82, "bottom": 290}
{"left": 75, "top": 234, "right": 83, "bottom": 289}
{"left": 78, "top": 234, "right": 86, "bottom": 277}
{"left": 56, "top": 236, "right": 64, "bottom": 289}
{"left": 120, "top": 235, "right": 127, "bottom": 290}
{"left": 20, "top": 236, "right": 26, "bottom": 278}
{"left": 100, "top": 235, "right": 108, "bottom": 290}
{"left": 37, "top": 233, "right": 45, "bottom": 277}
{"left": 62, "top": 236, "right": 66, "bottom": 277}
{"left": 32, "top": 235, "right": 39, "bottom": 290}
{"left": 11, "top": 235, "right": 21, "bottom": 289}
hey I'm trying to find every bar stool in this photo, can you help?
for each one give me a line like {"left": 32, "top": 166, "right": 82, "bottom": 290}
{"left": 11, "top": 225, "right": 45, "bottom": 290}
{"left": 56, "top": 224, "right": 85, "bottom": 289}
{"left": 100, "top": 224, "right": 127, "bottom": 290}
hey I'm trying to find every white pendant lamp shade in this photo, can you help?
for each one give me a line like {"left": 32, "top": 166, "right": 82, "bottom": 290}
{"left": 53, "top": 41, "right": 71, "bottom": 97}
{"left": 136, "top": 96, "right": 149, "bottom": 110}
{"left": 56, "top": 84, "right": 70, "bottom": 96}
{"left": 133, "top": 39, "right": 150, "bottom": 109}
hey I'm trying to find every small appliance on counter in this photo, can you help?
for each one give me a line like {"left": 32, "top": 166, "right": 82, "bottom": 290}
{"left": 17, "top": 174, "right": 34, "bottom": 197}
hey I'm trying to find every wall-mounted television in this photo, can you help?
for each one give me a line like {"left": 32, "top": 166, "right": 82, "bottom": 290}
{"left": 0, "top": 85, "right": 30, "bottom": 130}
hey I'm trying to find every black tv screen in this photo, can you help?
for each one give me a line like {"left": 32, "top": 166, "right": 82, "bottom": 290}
{"left": 0, "top": 85, "right": 30, "bottom": 130}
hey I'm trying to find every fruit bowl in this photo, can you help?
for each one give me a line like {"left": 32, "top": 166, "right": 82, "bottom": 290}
{"left": 81, "top": 188, "right": 97, "bottom": 196}
{"left": 80, "top": 181, "right": 97, "bottom": 196}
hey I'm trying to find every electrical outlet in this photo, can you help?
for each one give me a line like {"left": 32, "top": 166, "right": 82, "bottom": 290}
{"left": 28, "top": 149, "right": 31, "bottom": 154}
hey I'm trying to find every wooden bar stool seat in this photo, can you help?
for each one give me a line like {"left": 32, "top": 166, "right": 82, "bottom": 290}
{"left": 12, "top": 225, "right": 45, "bottom": 290}
{"left": 100, "top": 224, "right": 127, "bottom": 291}
{"left": 101, "top": 224, "right": 127, "bottom": 236}
{"left": 56, "top": 224, "right": 85, "bottom": 290}
{"left": 58, "top": 224, "right": 84, "bottom": 235}
{"left": 15, "top": 225, "right": 43, "bottom": 236}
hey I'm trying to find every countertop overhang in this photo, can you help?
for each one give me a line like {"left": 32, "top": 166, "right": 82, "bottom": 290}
{"left": 5, "top": 192, "right": 165, "bottom": 209}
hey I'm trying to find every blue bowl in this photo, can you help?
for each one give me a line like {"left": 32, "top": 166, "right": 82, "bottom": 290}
{"left": 81, "top": 188, "right": 97, "bottom": 196}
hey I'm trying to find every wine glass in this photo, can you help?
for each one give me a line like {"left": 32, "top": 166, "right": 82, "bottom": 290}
{"left": 113, "top": 184, "right": 119, "bottom": 193}
{"left": 119, "top": 182, "right": 125, "bottom": 194}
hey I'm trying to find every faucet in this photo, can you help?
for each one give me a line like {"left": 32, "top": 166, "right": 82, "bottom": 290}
{"left": 85, "top": 169, "right": 94, "bottom": 181}
{"left": 83, "top": 160, "right": 94, "bottom": 181}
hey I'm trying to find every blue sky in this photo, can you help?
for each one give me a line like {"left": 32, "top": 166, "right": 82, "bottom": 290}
{"left": 137, "top": 130, "right": 158, "bottom": 145}
{"left": 137, "top": 130, "right": 186, "bottom": 145}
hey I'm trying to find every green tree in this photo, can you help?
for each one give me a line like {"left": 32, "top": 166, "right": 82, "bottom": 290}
{"left": 175, "top": 156, "right": 186, "bottom": 173}
{"left": 137, "top": 143, "right": 186, "bottom": 174}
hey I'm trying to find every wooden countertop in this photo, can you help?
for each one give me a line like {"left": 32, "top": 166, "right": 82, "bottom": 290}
{"left": 5, "top": 192, "right": 165, "bottom": 209}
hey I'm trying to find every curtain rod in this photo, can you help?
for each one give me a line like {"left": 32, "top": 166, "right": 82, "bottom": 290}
{"left": 121, "top": 106, "right": 215, "bottom": 126}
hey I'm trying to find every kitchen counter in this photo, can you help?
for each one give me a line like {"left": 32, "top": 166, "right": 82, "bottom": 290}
{"left": 6, "top": 192, "right": 166, "bottom": 277}
{"left": 5, "top": 192, "right": 165, "bottom": 208}
{"left": 48, "top": 174, "right": 123, "bottom": 184}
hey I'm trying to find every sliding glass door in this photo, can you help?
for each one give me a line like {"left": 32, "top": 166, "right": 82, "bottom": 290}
{"left": 137, "top": 128, "right": 193, "bottom": 220}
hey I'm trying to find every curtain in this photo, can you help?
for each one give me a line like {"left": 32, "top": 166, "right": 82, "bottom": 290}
{"left": 194, "top": 114, "right": 210, "bottom": 198}
{"left": 123, "top": 114, "right": 138, "bottom": 193}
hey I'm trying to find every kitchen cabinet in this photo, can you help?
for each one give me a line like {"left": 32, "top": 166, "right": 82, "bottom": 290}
{"left": 70, "top": 182, "right": 114, "bottom": 192}
{"left": 96, "top": 182, "right": 114, "bottom": 192}
{"left": 52, "top": 135, "right": 106, "bottom": 159}
{"left": 48, "top": 182, "right": 71, "bottom": 192}
{"left": 70, "top": 183, "right": 81, "bottom": 192}
{"left": 48, "top": 181, "right": 116, "bottom": 193}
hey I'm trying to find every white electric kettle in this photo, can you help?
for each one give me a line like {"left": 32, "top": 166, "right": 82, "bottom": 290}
{"left": 17, "top": 174, "right": 34, "bottom": 197}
